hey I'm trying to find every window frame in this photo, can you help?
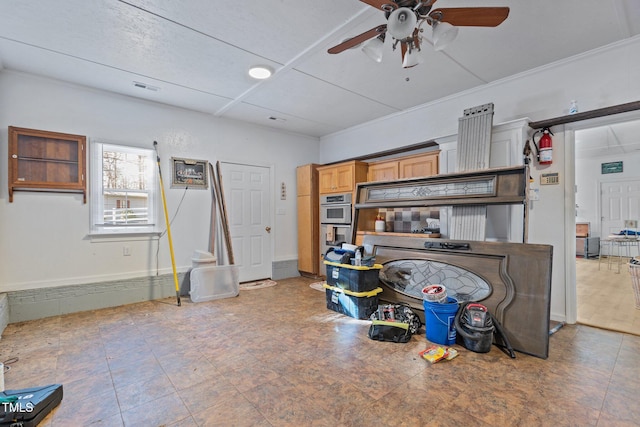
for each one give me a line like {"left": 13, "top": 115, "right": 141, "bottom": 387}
{"left": 90, "top": 140, "right": 159, "bottom": 236}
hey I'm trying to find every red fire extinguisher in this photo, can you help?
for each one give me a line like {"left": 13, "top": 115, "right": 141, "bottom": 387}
{"left": 533, "top": 127, "right": 554, "bottom": 165}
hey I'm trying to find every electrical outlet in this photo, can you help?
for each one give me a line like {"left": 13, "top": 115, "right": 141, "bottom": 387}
{"left": 123, "top": 245, "right": 131, "bottom": 256}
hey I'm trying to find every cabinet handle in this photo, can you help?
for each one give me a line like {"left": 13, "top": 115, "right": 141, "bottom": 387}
{"left": 12, "top": 154, "right": 17, "bottom": 159}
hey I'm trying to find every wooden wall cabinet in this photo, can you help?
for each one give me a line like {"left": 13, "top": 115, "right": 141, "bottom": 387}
{"left": 399, "top": 152, "right": 439, "bottom": 178}
{"left": 297, "top": 164, "right": 320, "bottom": 276}
{"left": 367, "top": 161, "right": 398, "bottom": 182}
{"left": 9, "top": 126, "right": 87, "bottom": 202}
{"left": 367, "top": 151, "right": 440, "bottom": 182}
{"left": 317, "top": 160, "right": 368, "bottom": 194}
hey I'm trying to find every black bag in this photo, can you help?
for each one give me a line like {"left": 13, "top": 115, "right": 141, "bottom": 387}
{"left": 368, "top": 320, "right": 413, "bottom": 343}
{"left": 0, "top": 384, "right": 63, "bottom": 427}
{"left": 368, "top": 304, "right": 421, "bottom": 343}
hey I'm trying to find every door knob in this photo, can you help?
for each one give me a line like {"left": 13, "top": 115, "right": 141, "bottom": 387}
{"left": 265, "top": 226, "right": 271, "bottom": 233}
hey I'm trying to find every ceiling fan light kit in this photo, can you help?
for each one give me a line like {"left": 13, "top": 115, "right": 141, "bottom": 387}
{"left": 432, "top": 20, "right": 458, "bottom": 51}
{"left": 362, "top": 35, "right": 386, "bottom": 62}
{"left": 387, "top": 7, "right": 418, "bottom": 40}
{"left": 328, "top": 1, "right": 509, "bottom": 68}
{"left": 401, "top": 46, "right": 423, "bottom": 68}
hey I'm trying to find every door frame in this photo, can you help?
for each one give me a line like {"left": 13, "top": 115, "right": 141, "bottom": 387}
{"left": 219, "top": 160, "right": 275, "bottom": 281}
{"left": 564, "top": 109, "right": 640, "bottom": 324}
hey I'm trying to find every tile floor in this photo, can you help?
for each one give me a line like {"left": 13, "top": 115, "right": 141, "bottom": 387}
{"left": 1, "top": 276, "right": 639, "bottom": 426}
{"left": 576, "top": 257, "right": 640, "bottom": 335}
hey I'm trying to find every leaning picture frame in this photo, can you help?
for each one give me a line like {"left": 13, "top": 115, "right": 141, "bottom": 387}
{"left": 171, "top": 157, "right": 209, "bottom": 189}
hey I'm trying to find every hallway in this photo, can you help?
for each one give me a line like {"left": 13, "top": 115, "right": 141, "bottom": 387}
{"left": 576, "top": 257, "right": 640, "bottom": 335}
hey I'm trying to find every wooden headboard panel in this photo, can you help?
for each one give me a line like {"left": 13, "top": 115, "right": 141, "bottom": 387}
{"left": 363, "top": 234, "right": 553, "bottom": 359}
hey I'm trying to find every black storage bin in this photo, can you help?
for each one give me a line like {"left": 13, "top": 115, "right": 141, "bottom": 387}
{"left": 324, "top": 284, "right": 382, "bottom": 320}
{"left": 324, "top": 261, "right": 382, "bottom": 292}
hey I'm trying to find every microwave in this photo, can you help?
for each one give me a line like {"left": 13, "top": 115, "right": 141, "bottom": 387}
{"left": 320, "top": 193, "right": 352, "bottom": 224}
{"left": 321, "top": 204, "right": 351, "bottom": 224}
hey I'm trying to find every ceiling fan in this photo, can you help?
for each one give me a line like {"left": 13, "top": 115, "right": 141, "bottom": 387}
{"left": 328, "top": 0, "right": 509, "bottom": 68}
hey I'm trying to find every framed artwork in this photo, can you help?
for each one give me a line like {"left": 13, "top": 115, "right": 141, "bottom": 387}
{"left": 171, "top": 157, "right": 209, "bottom": 189}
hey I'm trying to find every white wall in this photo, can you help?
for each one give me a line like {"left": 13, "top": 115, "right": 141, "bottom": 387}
{"left": 320, "top": 36, "right": 640, "bottom": 163}
{"left": 319, "top": 36, "right": 640, "bottom": 322}
{"left": 0, "top": 71, "right": 319, "bottom": 292}
{"left": 576, "top": 151, "right": 640, "bottom": 237}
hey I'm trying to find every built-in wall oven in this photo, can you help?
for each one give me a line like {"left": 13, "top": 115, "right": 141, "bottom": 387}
{"left": 320, "top": 193, "right": 353, "bottom": 275}
{"left": 320, "top": 193, "right": 352, "bottom": 224}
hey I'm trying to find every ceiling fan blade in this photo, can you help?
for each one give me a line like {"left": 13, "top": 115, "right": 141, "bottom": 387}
{"left": 328, "top": 25, "right": 387, "bottom": 54}
{"left": 430, "top": 7, "right": 509, "bottom": 27}
{"left": 358, "top": 0, "right": 398, "bottom": 11}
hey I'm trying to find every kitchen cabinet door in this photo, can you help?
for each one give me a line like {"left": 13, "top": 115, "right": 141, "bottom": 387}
{"left": 367, "top": 161, "right": 399, "bottom": 182}
{"left": 399, "top": 152, "right": 439, "bottom": 179}
{"left": 317, "top": 161, "right": 368, "bottom": 194}
{"left": 296, "top": 164, "right": 319, "bottom": 275}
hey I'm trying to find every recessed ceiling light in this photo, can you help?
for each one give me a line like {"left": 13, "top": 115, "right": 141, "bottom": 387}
{"left": 248, "top": 66, "right": 273, "bottom": 80}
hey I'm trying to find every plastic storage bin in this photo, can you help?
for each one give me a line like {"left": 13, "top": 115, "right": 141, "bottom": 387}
{"left": 192, "top": 250, "right": 217, "bottom": 266}
{"left": 190, "top": 265, "right": 239, "bottom": 303}
{"left": 323, "top": 261, "right": 383, "bottom": 292}
{"left": 323, "top": 283, "right": 382, "bottom": 319}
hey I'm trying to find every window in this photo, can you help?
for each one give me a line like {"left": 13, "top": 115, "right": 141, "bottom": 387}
{"left": 90, "top": 141, "right": 157, "bottom": 235}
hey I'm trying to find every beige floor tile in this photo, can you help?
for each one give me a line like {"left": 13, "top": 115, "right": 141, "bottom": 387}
{"left": 119, "top": 392, "right": 191, "bottom": 427}
{"left": 2, "top": 276, "right": 640, "bottom": 425}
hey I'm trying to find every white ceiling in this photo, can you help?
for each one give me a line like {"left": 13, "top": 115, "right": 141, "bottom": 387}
{"left": 575, "top": 119, "right": 640, "bottom": 160}
{"left": 1, "top": 0, "right": 640, "bottom": 139}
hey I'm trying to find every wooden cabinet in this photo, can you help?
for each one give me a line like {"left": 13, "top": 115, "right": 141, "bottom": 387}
{"left": 9, "top": 126, "right": 86, "bottom": 202}
{"left": 399, "top": 152, "right": 439, "bottom": 178}
{"left": 317, "top": 160, "right": 368, "bottom": 194}
{"left": 367, "top": 161, "right": 398, "bottom": 182}
{"left": 297, "top": 164, "right": 320, "bottom": 276}
{"left": 367, "top": 151, "right": 440, "bottom": 182}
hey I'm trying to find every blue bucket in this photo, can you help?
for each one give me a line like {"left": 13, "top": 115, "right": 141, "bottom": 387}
{"left": 423, "top": 297, "right": 459, "bottom": 345}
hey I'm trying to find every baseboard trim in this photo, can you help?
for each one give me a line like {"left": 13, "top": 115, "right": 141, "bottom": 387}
{"left": 0, "top": 294, "right": 9, "bottom": 339}
{"left": 6, "top": 260, "right": 301, "bottom": 324}
{"left": 7, "top": 273, "right": 187, "bottom": 323}
{"left": 272, "top": 259, "right": 299, "bottom": 281}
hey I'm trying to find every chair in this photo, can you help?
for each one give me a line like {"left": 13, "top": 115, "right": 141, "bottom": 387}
{"left": 599, "top": 235, "right": 640, "bottom": 273}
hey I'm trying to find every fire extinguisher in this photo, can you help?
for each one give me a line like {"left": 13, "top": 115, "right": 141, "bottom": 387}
{"left": 532, "top": 127, "right": 554, "bottom": 165}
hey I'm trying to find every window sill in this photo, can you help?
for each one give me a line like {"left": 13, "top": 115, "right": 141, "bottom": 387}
{"left": 87, "top": 231, "right": 161, "bottom": 242}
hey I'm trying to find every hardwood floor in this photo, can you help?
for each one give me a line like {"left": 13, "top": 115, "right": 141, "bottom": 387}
{"left": 1, "top": 276, "right": 639, "bottom": 426}
{"left": 576, "top": 257, "right": 640, "bottom": 335}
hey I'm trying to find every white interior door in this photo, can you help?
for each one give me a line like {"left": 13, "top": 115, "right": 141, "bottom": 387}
{"left": 220, "top": 162, "right": 272, "bottom": 282}
{"left": 600, "top": 179, "right": 640, "bottom": 238}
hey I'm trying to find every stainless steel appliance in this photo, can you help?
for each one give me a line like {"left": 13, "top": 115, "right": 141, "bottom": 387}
{"left": 320, "top": 193, "right": 352, "bottom": 224}
{"left": 320, "top": 193, "right": 353, "bottom": 275}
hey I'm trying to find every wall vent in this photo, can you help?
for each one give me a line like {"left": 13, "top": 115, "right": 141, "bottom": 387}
{"left": 133, "top": 81, "right": 160, "bottom": 92}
